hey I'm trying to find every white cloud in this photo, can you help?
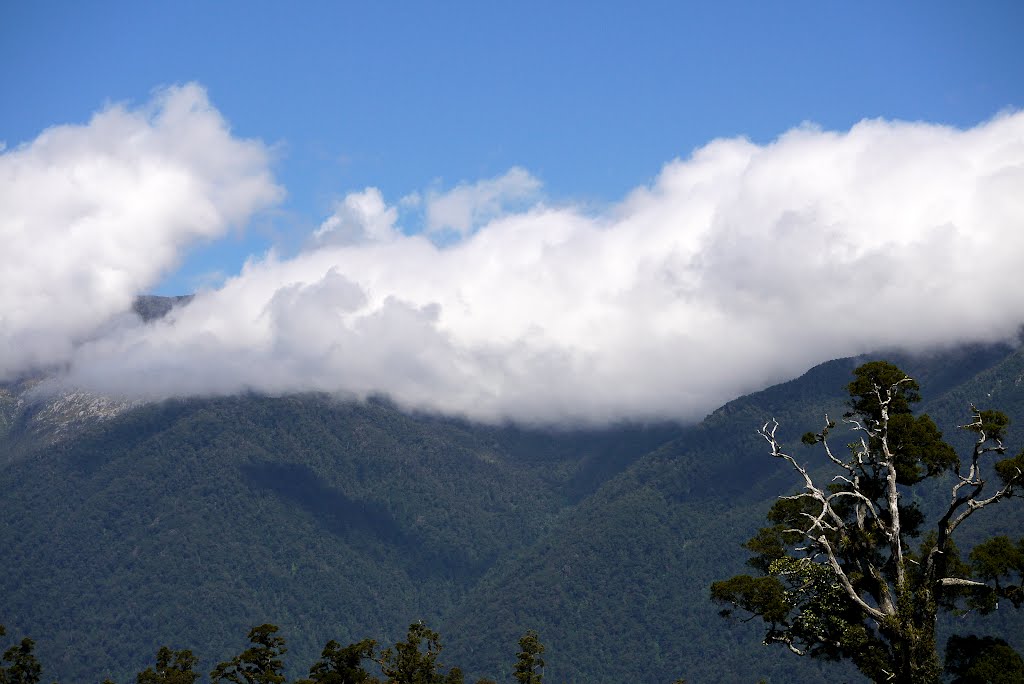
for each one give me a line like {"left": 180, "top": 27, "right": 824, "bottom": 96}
{"left": 424, "top": 167, "right": 541, "bottom": 235}
{"left": 12, "top": 105, "right": 1024, "bottom": 424}
{"left": 314, "top": 187, "right": 400, "bottom": 245}
{"left": 0, "top": 84, "right": 282, "bottom": 378}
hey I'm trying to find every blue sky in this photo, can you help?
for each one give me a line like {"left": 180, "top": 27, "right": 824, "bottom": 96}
{"left": 4, "top": 1, "right": 1022, "bottom": 295}
{"left": 3, "top": 2, "right": 1024, "bottom": 423}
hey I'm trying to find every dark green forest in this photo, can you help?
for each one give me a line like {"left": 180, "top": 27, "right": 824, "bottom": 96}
{"left": 2, "top": 341, "right": 1023, "bottom": 682}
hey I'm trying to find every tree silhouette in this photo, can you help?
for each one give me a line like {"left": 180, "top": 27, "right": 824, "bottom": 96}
{"left": 0, "top": 625, "right": 43, "bottom": 684}
{"left": 512, "top": 631, "right": 544, "bottom": 684}
{"left": 137, "top": 646, "right": 200, "bottom": 684}
{"left": 211, "top": 624, "right": 287, "bottom": 684}
{"left": 376, "top": 622, "right": 462, "bottom": 684}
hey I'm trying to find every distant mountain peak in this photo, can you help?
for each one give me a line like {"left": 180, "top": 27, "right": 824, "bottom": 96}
{"left": 132, "top": 294, "right": 194, "bottom": 322}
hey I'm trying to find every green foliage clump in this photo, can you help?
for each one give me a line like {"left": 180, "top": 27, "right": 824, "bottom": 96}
{"left": 945, "top": 635, "right": 1024, "bottom": 683}
{"left": 0, "top": 628, "right": 42, "bottom": 684}
{"left": 302, "top": 638, "right": 378, "bottom": 683}
{"left": 136, "top": 646, "right": 200, "bottom": 684}
{"left": 211, "top": 624, "right": 288, "bottom": 684}
{"left": 376, "top": 622, "right": 462, "bottom": 684}
{"left": 969, "top": 536, "right": 1024, "bottom": 611}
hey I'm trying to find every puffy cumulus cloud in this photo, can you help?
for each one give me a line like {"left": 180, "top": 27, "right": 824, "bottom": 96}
{"left": 43, "top": 111, "right": 1024, "bottom": 424}
{"left": 424, "top": 167, "right": 541, "bottom": 235}
{"left": 313, "top": 188, "right": 400, "bottom": 245}
{"left": 0, "top": 84, "right": 282, "bottom": 378}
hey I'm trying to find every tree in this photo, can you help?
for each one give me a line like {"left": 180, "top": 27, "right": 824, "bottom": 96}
{"left": 944, "top": 635, "right": 1024, "bottom": 683}
{"left": 302, "top": 638, "right": 380, "bottom": 684}
{"left": 0, "top": 625, "right": 43, "bottom": 684}
{"left": 211, "top": 624, "right": 287, "bottom": 684}
{"left": 375, "top": 622, "right": 462, "bottom": 684}
{"left": 512, "top": 631, "right": 544, "bottom": 684}
{"left": 137, "top": 646, "right": 200, "bottom": 684}
{"left": 711, "top": 361, "right": 1024, "bottom": 683}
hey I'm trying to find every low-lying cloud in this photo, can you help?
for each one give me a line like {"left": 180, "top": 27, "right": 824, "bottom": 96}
{"left": 5, "top": 88, "right": 1024, "bottom": 424}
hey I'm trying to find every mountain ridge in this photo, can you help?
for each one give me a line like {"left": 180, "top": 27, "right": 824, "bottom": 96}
{"left": 2, "top": 337, "right": 1023, "bottom": 682}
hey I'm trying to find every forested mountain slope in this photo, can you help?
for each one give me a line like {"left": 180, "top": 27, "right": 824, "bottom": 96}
{"left": 0, "top": 389, "right": 681, "bottom": 682}
{"left": 440, "top": 344, "right": 1024, "bottom": 683}
{"left": 1, "top": 342, "right": 1022, "bottom": 683}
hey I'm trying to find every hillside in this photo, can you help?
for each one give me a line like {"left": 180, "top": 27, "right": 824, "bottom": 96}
{"left": 0, "top": 388, "right": 683, "bottom": 682}
{"left": 440, "top": 343, "right": 1024, "bottom": 682}
{"left": 1, "top": 342, "right": 1023, "bottom": 682}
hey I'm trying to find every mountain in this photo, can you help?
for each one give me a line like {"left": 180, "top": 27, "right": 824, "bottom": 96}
{"left": 2, "top": 324, "right": 1023, "bottom": 683}
{"left": 441, "top": 343, "right": 1024, "bottom": 682}
{"left": 0, "top": 388, "right": 682, "bottom": 682}
{"left": 132, "top": 294, "right": 194, "bottom": 322}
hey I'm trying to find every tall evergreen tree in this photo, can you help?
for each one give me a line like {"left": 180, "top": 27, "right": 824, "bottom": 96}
{"left": 512, "top": 631, "right": 543, "bottom": 684}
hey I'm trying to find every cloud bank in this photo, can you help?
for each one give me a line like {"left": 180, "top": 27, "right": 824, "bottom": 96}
{"left": 5, "top": 92, "right": 1024, "bottom": 424}
{"left": 0, "top": 84, "right": 282, "bottom": 378}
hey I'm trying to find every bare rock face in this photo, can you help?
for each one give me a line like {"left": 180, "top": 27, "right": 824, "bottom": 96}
{"left": 132, "top": 294, "right": 193, "bottom": 322}
{"left": 30, "top": 387, "right": 136, "bottom": 439}
{"left": 0, "top": 378, "right": 137, "bottom": 456}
